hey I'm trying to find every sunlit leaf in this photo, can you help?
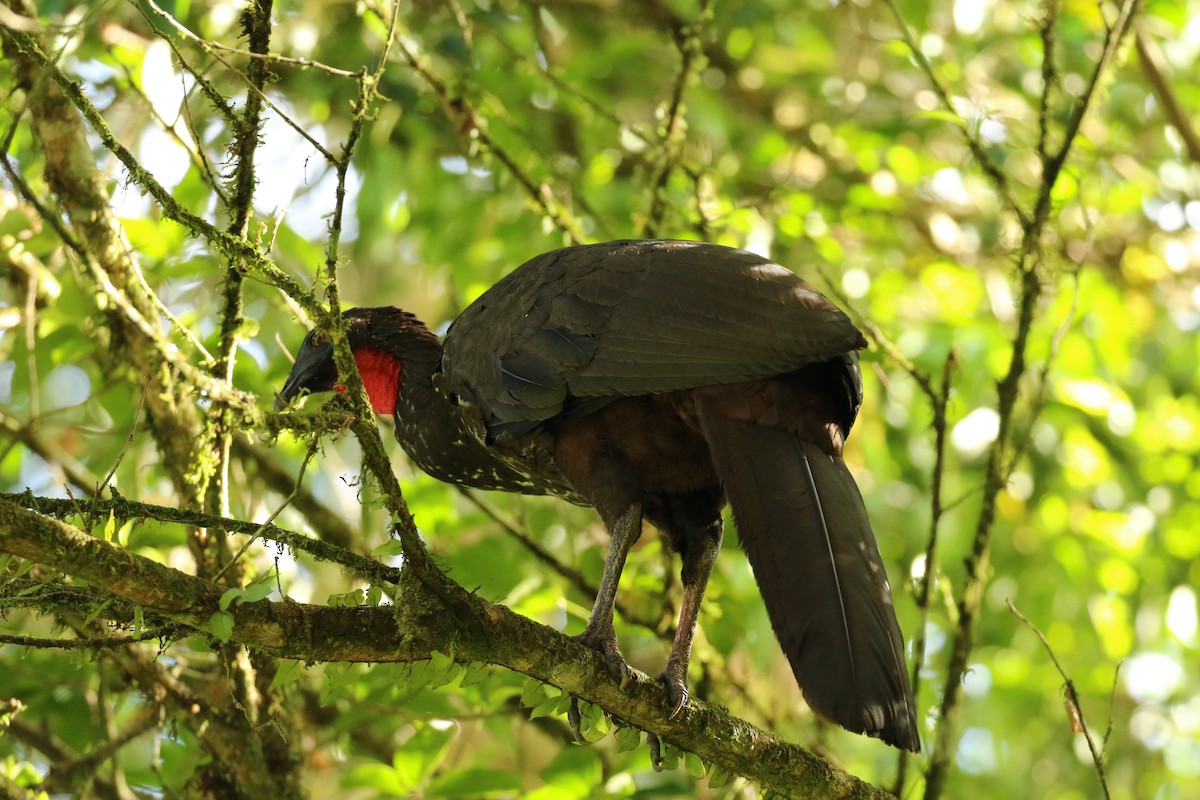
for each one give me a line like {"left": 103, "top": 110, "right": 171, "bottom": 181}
{"left": 209, "top": 611, "right": 234, "bottom": 643}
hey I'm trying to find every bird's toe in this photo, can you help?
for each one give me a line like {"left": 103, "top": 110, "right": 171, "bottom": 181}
{"left": 574, "top": 631, "right": 632, "bottom": 688}
{"left": 566, "top": 697, "right": 587, "bottom": 743}
{"left": 604, "top": 651, "right": 633, "bottom": 689}
{"left": 646, "top": 732, "right": 665, "bottom": 772}
{"left": 658, "top": 672, "right": 689, "bottom": 719}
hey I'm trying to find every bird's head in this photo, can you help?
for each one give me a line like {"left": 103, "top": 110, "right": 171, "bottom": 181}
{"left": 276, "top": 307, "right": 434, "bottom": 415}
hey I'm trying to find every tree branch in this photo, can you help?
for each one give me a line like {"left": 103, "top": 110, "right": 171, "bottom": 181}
{"left": 922, "top": 4, "right": 1140, "bottom": 797}
{"left": 1134, "top": 31, "right": 1200, "bottom": 164}
{"left": 0, "top": 491, "right": 400, "bottom": 586}
{"left": 0, "top": 496, "right": 898, "bottom": 799}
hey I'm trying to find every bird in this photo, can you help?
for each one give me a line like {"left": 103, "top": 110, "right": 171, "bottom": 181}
{"left": 276, "top": 239, "right": 920, "bottom": 751}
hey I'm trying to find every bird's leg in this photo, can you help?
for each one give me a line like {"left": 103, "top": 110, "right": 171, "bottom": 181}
{"left": 574, "top": 501, "right": 642, "bottom": 689}
{"left": 660, "top": 516, "right": 723, "bottom": 718}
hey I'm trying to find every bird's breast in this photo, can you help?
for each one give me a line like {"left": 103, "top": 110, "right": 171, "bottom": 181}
{"left": 549, "top": 392, "right": 719, "bottom": 495}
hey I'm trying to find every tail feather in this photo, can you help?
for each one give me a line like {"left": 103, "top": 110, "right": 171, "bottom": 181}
{"left": 698, "top": 409, "right": 920, "bottom": 751}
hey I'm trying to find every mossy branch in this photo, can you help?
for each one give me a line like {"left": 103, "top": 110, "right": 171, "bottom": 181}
{"left": 0, "top": 496, "right": 898, "bottom": 800}
{"left": 0, "top": 490, "right": 401, "bottom": 587}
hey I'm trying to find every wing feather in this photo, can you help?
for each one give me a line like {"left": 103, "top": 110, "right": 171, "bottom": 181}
{"left": 441, "top": 240, "right": 865, "bottom": 435}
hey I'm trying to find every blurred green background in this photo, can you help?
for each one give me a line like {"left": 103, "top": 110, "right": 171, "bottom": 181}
{"left": 1, "top": 0, "right": 1197, "bottom": 797}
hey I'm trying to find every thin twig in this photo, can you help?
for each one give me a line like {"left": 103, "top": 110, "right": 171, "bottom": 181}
{"left": 143, "top": 3, "right": 359, "bottom": 78}
{"left": 211, "top": 436, "right": 321, "bottom": 583}
{"left": 894, "top": 350, "right": 955, "bottom": 794}
{"left": 1, "top": 491, "right": 403, "bottom": 586}
{"left": 644, "top": 0, "right": 712, "bottom": 236}
{"left": 924, "top": 6, "right": 1140, "bottom": 797}
{"left": 1037, "top": 1, "right": 1060, "bottom": 164}
{"left": 1007, "top": 599, "right": 1112, "bottom": 799}
{"left": 1008, "top": 268, "right": 1081, "bottom": 473}
{"left": 1103, "top": 661, "right": 1122, "bottom": 749}
{"left": 883, "top": 0, "right": 1026, "bottom": 225}
{"left": 1029, "top": 0, "right": 1138, "bottom": 246}
{"left": 203, "top": 0, "right": 276, "bottom": 541}
{"left": 364, "top": 0, "right": 585, "bottom": 243}
{"left": 142, "top": 0, "right": 339, "bottom": 164}
{"left": 0, "top": 627, "right": 179, "bottom": 650}
{"left": 1135, "top": 31, "right": 1200, "bottom": 164}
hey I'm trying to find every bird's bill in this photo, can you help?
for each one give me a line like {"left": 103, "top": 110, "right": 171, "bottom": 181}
{"left": 275, "top": 345, "right": 334, "bottom": 410}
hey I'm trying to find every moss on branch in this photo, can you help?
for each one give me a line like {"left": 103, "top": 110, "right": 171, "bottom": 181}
{"left": 0, "top": 494, "right": 894, "bottom": 799}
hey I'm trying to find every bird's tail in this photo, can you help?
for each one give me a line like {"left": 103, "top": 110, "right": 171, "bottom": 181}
{"left": 697, "top": 407, "right": 920, "bottom": 752}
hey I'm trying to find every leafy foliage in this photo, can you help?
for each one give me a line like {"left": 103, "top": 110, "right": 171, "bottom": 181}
{"left": 1, "top": 0, "right": 1198, "bottom": 798}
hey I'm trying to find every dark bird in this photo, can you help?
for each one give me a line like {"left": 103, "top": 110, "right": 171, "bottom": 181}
{"left": 277, "top": 239, "right": 919, "bottom": 751}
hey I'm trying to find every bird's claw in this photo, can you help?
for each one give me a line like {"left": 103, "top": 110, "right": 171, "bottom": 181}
{"left": 574, "top": 631, "right": 632, "bottom": 689}
{"left": 567, "top": 697, "right": 587, "bottom": 743}
{"left": 658, "top": 672, "right": 689, "bottom": 719}
{"left": 647, "top": 732, "right": 665, "bottom": 772}
{"left": 605, "top": 652, "right": 633, "bottom": 690}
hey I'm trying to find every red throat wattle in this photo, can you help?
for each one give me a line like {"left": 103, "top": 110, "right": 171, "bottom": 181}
{"left": 336, "top": 348, "right": 403, "bottom": 415}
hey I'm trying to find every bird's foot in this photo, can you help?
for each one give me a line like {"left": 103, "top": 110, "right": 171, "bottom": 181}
{"left": 646, "top": 732, "right": 665, "bottom": 772}
{"left": 656, "top": 670, "right": 689, "bottom": 719}
{"left": 573, "top": 630, "right": 633, "bottom": 690}
{"left": 567, "top": 631, "right": 630, "bottom": 744}
{"left": 566, "top": 697, "right": 588, "bottom": 744}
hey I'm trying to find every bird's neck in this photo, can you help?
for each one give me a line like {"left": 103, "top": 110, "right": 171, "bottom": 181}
{"left": 370, "top": 324, "right": 484, "bottom": 483}
{"left": 353, "top": 348, "right": 404, "bottom": 415}
{"left": 351, "top": 314, "right": 453, "bottom": 437}
{"left": 358, "top": 315, "right": 559, "bottom": 494}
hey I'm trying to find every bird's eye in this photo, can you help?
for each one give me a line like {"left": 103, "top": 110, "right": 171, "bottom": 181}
{"left": 309, "top": 332, "right": 326, "bottom": 348}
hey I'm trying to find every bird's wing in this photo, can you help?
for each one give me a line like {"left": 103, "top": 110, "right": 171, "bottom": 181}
{"left": 440, "top": 240, "right": 865, "bottom": 437}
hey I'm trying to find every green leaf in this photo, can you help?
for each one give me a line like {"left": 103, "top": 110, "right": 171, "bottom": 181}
{"left": 405, "top": 659, "right": 437, "bottom": 690}
{"left": 208, "top": 611, "right": 234, "bottom": 643}
{"left": 530, "top": 696, "right": 560, "bottom": 720}
{"left": 320, "top": 663, "right": 358, "bottom": 704}
{"left": 427, "top": 651, "right": 463, "bottom": 689}
{"left": 520, "top": 679, "right": 548, "bottom": 708}
{"left": 269, "top": 659, "right": 303, "bottom": 690}
{"left": 372, "top": 540, "right": 406, "bottom": 557}
{"left": 391, "top": 724, "right": 455, "bottom": 790}
{"left": 218, "top": 587, "right": 241, "bottom": 611}
{"left": 238, "top": 572, "right": 275, "bottom": 604}
{"left": 656, "top": 740, "right": 681, "bottom": 771}
{"left": 708, "top": 765, "right": 731, "bottom": 788}
{"left": 427, "top": 767, "right": 522, "bottom": 797}
{"left": 459, "top": 662, "right": 489, "bottom": 687}
{"left": 684, "top": 751, "right": 706, "bottom": 778}
{"left": 614, "top": 724, "right": 641, "bottom": 752}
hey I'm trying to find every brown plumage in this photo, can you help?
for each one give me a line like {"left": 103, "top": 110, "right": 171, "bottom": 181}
{"left": 278, "top": 239, "right": 919, "bottom": 751}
